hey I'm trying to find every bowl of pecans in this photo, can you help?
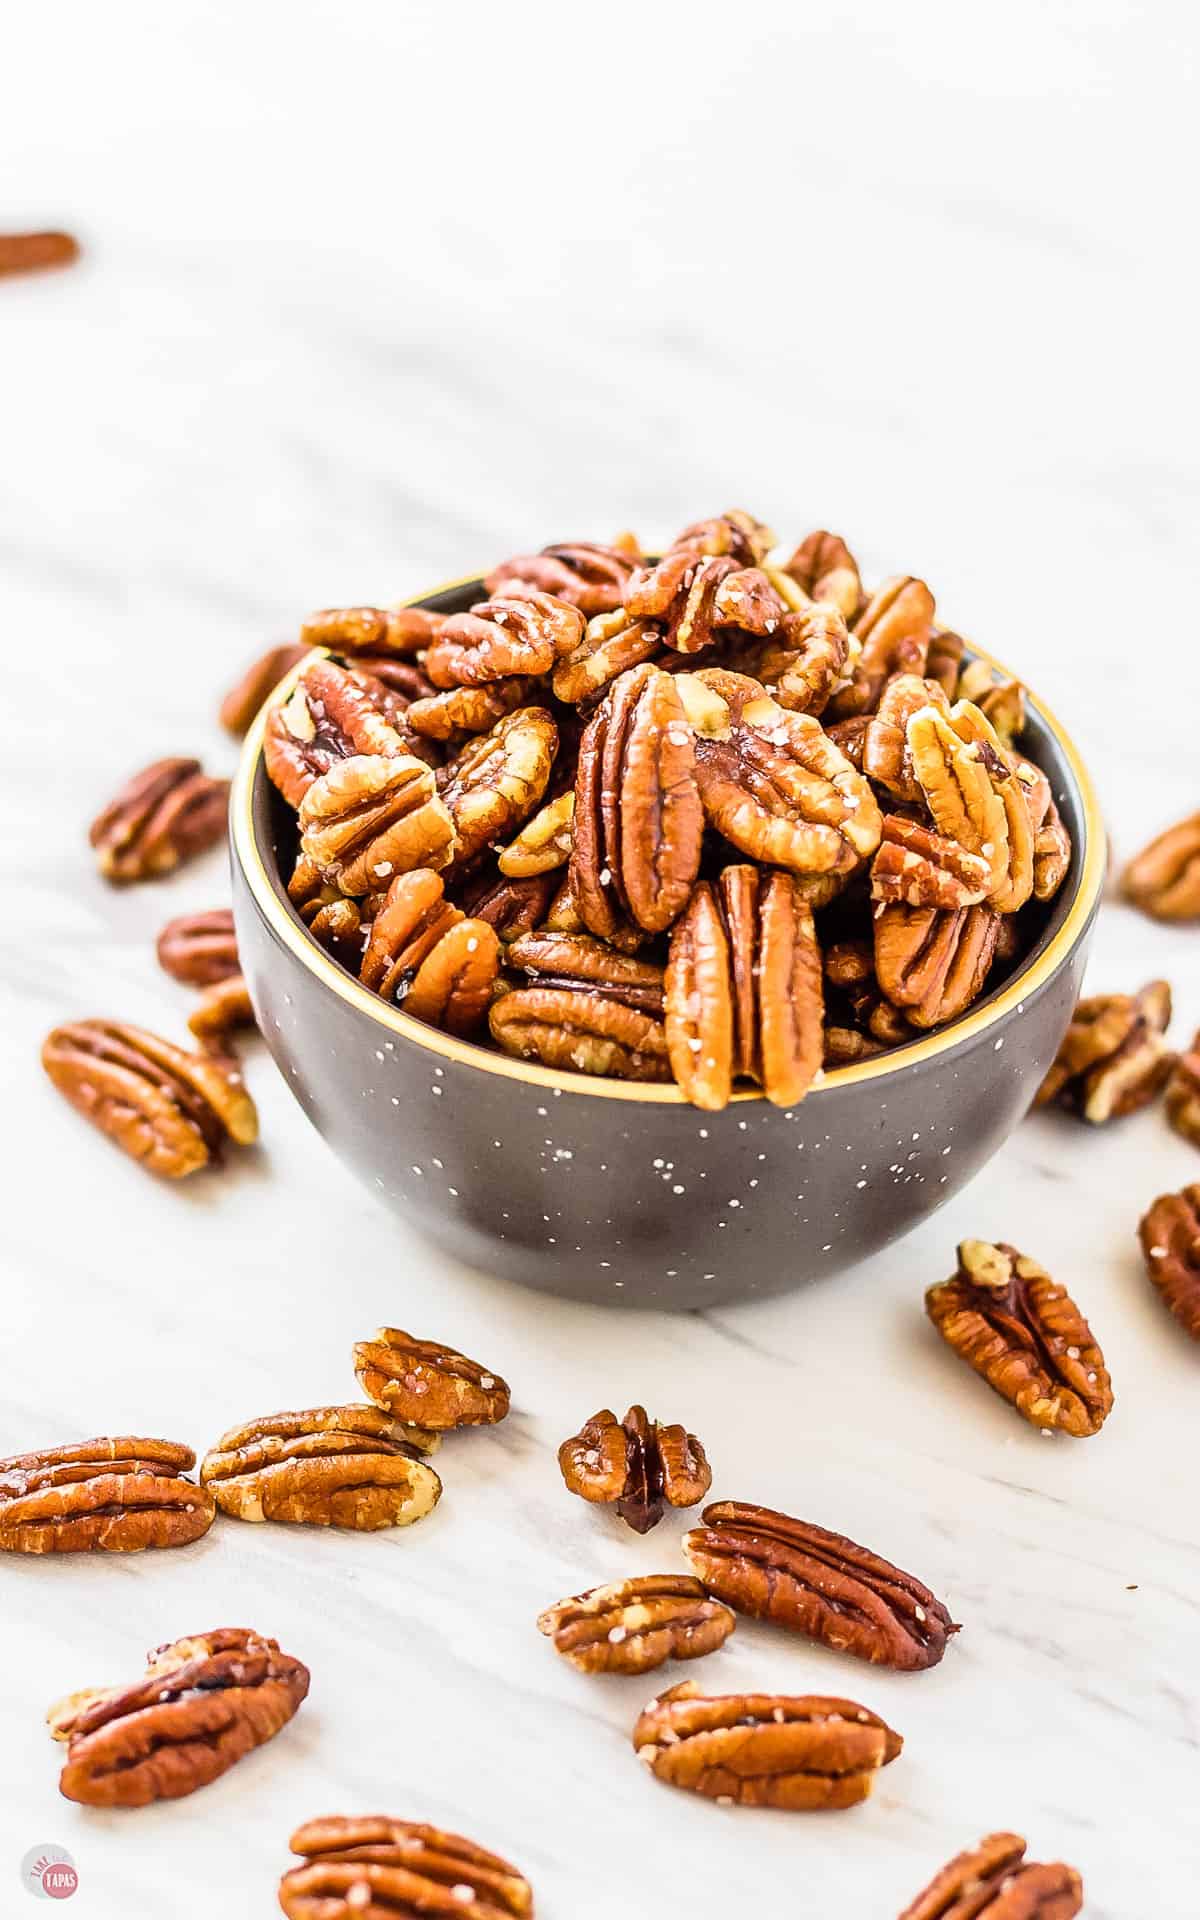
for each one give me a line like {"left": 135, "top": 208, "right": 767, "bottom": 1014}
{"left": 229, "top": 514, "right": 1105, "bottom": 1307}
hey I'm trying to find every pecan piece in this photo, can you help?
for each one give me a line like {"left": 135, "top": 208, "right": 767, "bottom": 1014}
{"left": 485, "top": 538, "right": 641, "bottom": 613}
{"left": 557, "top": 1405, "right": 710, "bottom": 1534}
{"left": 359, "top": 871, "right": 498, "bottom": 1034}
{"left": 684, "top": 1500, "right": 957, "bottom": 1669}
{"left": 670, "top": 508, "right": 775, "bottom": 565}
{"left": 1032, "top": 795, "right": 1072, "bottom": 902}
{"left": 299, "top": 751, "right": 455, "bottom": 894}
{"left": 898, "top": 1832, "right": 1083, "bottom": 1920}
{"left": 871, "top": 814, "right": 992, "bottom": 910}
{"left": 1166, "top": 1033, "right": 1200, "bottom": 1148}
{"left": 279, "top": 1817, "right": 533, "bottom": 1920}
{"left": 551, "top": 609, "right": 664, "bottom": 705}
{"left": 219, "top": 642, "right": 308, "bottom": 735}
{"left": 489, "top": 987, "right": 671, "bottom": 1081}
{"left": 89, "top": 757, "right": 229, "bottom": 883}
{"left": 0, "top": 1438, "right": 214, "bottom": 1555}
{"left": 264, "top": 658, "right": 415, "bottom": 810}
{"left": 862, "top": 674, "right": 951, "bottom": 802}
{"left": 957, "top": 659, "right": 1027, "bottom": 744}
{"left": 1138, "top": 1184, "right": 1200, "bottom": 1340}
{"left": 406, "top": 675, "right": 536, "bottom": 742}
{"left": 924, "top": 627, "right": 966, "bottom": 696}
{"left": 200, "top": 1406, "right": 440, "bottom": 1527}
{"left": 0, "top": 229, "right": 80, "bottom": 275}
{"left": 926, "top": 1240, "right": 1113, "bottom": 1436}
{"left": 505, "top": 931, "right": 664, "bottom": 1014}
{"left": 187, "top": 974, "right": 256, "bottom": 1051}
{"left": 49, "top": 1628, "right": 309, "bottom": 1808}
{"left": 462, "top": 870, "right": 556, "bottom": 942}
{"left": 874, "top": 903, "right": 1000, "bottom": 1029}
{"left": 354, "top": 1329, "right": 510, "bottom": 1428}
{"left": 632, "top": 1682, "right": 902, "bottom": 1811}
{"left": 425, "top": 592, "right": 583, "bottom": 687}
{"left": 42, "top": 1020, "right": 258, "bottom": 1177}
{"left": 733, "top": 604, "right": 854, "bottom": 717}
{"left": 156, "top": 908, "right": 240, "bottom": 986}
{"left": 497, "top": 790, "right": 574, "bottom": 876}
{"left": 440, "top": 706, "right": 558, "bottom": 867}
{"left": 538, "top": 1575, "right": 734, "bottom": 1676}
{"left": 626, "top": 551, "right": 785, "bottom": 654}
{"left": 1034, "top": 980, "right": 1173, "bottom": 1122}
{"left": 781, "top": 529, "right": 862, "bottom": 621}
{"left": 299, "top": 605, "right": 443, "bottom": 657}
{"left": 1123, "top": 812, "right": 1200, "bottom": 920}
{"left": 828, "top": 574, "right": 935, "bottom": 718}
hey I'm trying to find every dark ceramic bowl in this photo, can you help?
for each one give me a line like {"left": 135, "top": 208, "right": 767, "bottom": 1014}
{"left": 230, "top": 576, "right": 1105, "bottom": 1310}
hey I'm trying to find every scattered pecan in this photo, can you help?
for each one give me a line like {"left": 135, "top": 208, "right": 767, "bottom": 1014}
{"left": 551, "top": 609, "right": 664, "bottom": 705}
{"left": 440, "top": 706, "right": 558, "bottom": 867}
{"left": 299, "top": 751, "right": 455, "bottom": 894}
{"left": 425, "top": 592, "right": 583, "bottom": 687}
{"left": 871, "top": 814, "right": 992, "bottom": 911}
{"left": 828, "top": 574, "right": 935, "bottom": 718}
{"left": 485, "top": 539, "right": 641, "bottom": 613}
{"left": 684, "top": 1500, "right": 957, "bottom": 1669}
{"left": 299, "top": 605, "right": 443, "bottom": 657}
{"left": 156, "top": 908, "right": 240, "bottom": 986}
{"left": 862, "top": 674, "right": 951, "bottom": 803}
{"left": 219, "top": 643, "right": 308, "bottom": 735}
{"left": 498, "top": 790, "right": 574, "bottom": 875}
{"left": 264, "top": 657, "right": 414, "bottom": 809}
{"left": 1123, "top": 812, "right": 1200, "bottom": 920}
{"left": 354, "top": 1329, "right": 510, "bottom": 1428}
{"left": 1138, "top": 1184, "right": 1200, "bottom": 1340}
{"left": 926, "top": 1240, "right": 1113, "bottom": 1436}
{"left": 463, "top": 869, "right": 556, "bottom": 942}
{"left": 1034, "top": 980, "right": 1173, "bottom": 1122}
{"left": 489, "top": 986, "right": 671, "bottom": 1081}
{"left": 538, "top": 1575, "right": 735, "bottom": 1676}
{"left": 781, "top": 529, "right": 862, "bottom": 621}
{"left": 187, "top": 974, "right": 256, "bottom": 1051}
{"left": 200, "top": 1406, "right": 440, "bottom": 1527}
{"left": 898, "top": 1832, "right": 1083, "bottom": 1920}
{"left": 874, "top": 903, "right": 1000, "bottom": 1030}
{"left": 406, "top": 676, "right": 536, "bottom": 742}
{"left": 42, "top": 1020, "right": 258, "bottom": 1177}
{"left": 1166, "top": 1033, "right": 1200, "bottom": 1148}
{"left": 279, "top": 1817, "right": 533, "bottom": 1920}
{"left": 505, "top": 931, "right": 665, "bottom": 1014}
{"left": 89, "top": 758, "right": 229, "bottom": 883}
{"left": 632, "top": 1682, "right": 902, "bottom": 1811}
{"left": 49, "top": 1628, "right": 309, "bottom": 1808}
{"left": 0, "top": 229, "right": 79, "bottom": 276}
{"left": 557, "top": 1405, "right": 710, "bottom": 1533}
{"left": 0, "top": 1438, "right": 214, "bottom": 1555}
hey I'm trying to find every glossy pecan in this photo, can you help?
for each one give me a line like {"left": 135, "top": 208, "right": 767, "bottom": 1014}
{"left": 571, "top": 663, "right": 703, "bottom": 937}
{"left": 1166, "top": 1033, "right": 1200, "bottom": 1148}
{"left": 1123, "top": 812, "right": 1200, "bottom": 920}
{"left": 279, "top": 1817, "right": 533, "bottom": 1920}
{"left": 354, "top": 1329, "right": 510, "bottom": 1429}
{"left": 485, "top": 538, "right": 641, "bottom": 614}
{"left": 924, "top": 627, "right": 965, "bottom": 696}
{"left": 957, "top": 659, "right": 1026, "bottom": 744}
{"left": 625, "top": 551, "right": 785, "bottom": 654}
{"left": 406, "top": 675, "right": 536, "bottom": 742}
{"left": 632, "top": 1682, "right": 902, "bottom": 1811}
{"left": 505, "top": 931, "right": 664, "bottom": 1014}
{"left": 299, "top": 750, "right": 455, "bottom": 894}
{"left": 49, "top": 1628, "right": 309, "bottom": 1808}
{"left": 299, "top": 604, "right": 443, "bottom": 657}
{"left": 538, "top": 1575, "right": 734, "bottom": 1676}
{"left": 42, "top": 1020, "right": 258, "bottom": 1177}
{"left": 684, "top": 1500, "right": 957, "bottom": 1669}
{"left": 828, "top": 574, "right": 935, "bottom": 718}
{"left": 906, "top": 703, "right": 1010, "bottom": 898}
{"left": 669, "top": 509, "right": 775, "bottom": 565}
{"left": 871, "top": 814, "right": 992, "bottom": 911}
{"left": 359, "top": 869, "right": 498, "bottom": 1034}
{"left": 0, "top": 1438, "right": 214, "bottom": 1555}
{"left": 665, "top": 866, "right": 823, "bottom": 1110}
{"left": 489, "top": 986, "right": 671, "bottom": 1081}
{"left": 1034, "top": 980, "right": 1173, "bottom": 1122}
{"left": 219, "top": 642, "right": 308, "bottom": 735}
{"left": 497, "top": 790, "right": 574, "bottom": 876}
{"left": 1032, "top": 795, "right": 1072, "bottom": 902}
{"left": 947, "top": 700, "right": 1036, "bottom": 913}
{"left": 462, "top": 869, "right": 556, "bottom": 942}
{"left": 874, "top": 903, "right": 1000, "bottom": 1029}
{"left": 898, "top": 1832, "right": 1083, "bottom": 1920}
{"left": 90, "top": 758, "right": 229, "bottom": 883}
{"left": 731, "top": 603, "right": 854, "bottom": 717}
{"left": 1138, "top": 1184, "right": 1200, "bottom": 1340}
{"left": 264, "top": 658, "right": 415, "bottom": 810}
{"left": 862, "top": 674, "right": 951, "bottom": 802}
{"left": 200, "top": 1406, "right": 440, "bottom": 1527}
{"left": 440, "top": 706, "right": 558, "bottom": 868}
{"left": 926, "top": 1240, "right": 1113, "bottom": 1436}
{"left": 551, "top": 608, "right": 664, "bottom": 705}
{"left": 781, "top": 529, "right": 862, "bottom": 621}
{"left": 558, "top": 1405, "right": 710, "bottom": 1534}
{"left": 187, "top": 974, "right": 256, "bottom": 1051}
{"left": 156, "top": 908, "right": 240, "bottom": 986}
{"left": 287, "top": 856, "right": 369, "bottom": 963}
{"left": 425, "top": 592, "right": 583, "bottom": 687}
{"left": 0, "top": 228, "right": 80, "bottom": 275}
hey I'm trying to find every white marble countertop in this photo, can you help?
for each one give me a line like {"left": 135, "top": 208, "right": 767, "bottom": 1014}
{"left": 3, "top": 4, "right": 1197, "bottom": 1914}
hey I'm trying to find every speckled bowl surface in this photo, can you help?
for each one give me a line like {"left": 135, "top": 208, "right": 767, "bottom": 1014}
{"left": 230, "top": 577, "right": 1105, "bottom": 1309}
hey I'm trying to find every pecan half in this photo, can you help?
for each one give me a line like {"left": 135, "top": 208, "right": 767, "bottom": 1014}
{"left": 557, "top": 1405, "right": 710, "bottom": 1533}
{"left": 264, "top": 658, "right": 416, "bottom": 810}
{"left": 354, "top": 1329, "right": 510, "bottom": 1428}
{"left": 0, "top": 1438, "right": 214, "bottom": 1555}
{"left": 926, "top": 1240, "right": 1113, "bottom": 1436}
{"left": 497, "top": 790, "right": 574, "bottom": 876}
{"left": 924, "top": 628, "right": 965, "bottom": 696}
{"left": 862, "top": 674, "right": 951, "bottom": 802}
{"left": 538, "top": 1575, "right": 734, "bottom": 1676}
{"left": 828, "top": 574, "right": 935, "bottom": 718}
{"left": 871, "top": 814, "right": 992, "bottom": 910}
{"left": 485, "top": 539, "right": 640, "bottom": 614}
{"left": 906, "top": 703, "right": 1009, "bottom": 897}
{"left": 1166, "top": 1033, "right": 1200, "bottom": 1148}
{"left": 299, "top": 751, "right": 455, "bottom": 894}
{"left": 551, "top": 609, "right": 664, "bottom": 705}
{"left": 440, "top": 707, "right": 558, "bottom": 867}
{"left": 299, "top": 605, "right": 443, "bottom": 657}
{"left": 1034, "top": 980, "right": 1173, "bottom": 1122}
{"left": 632, "top": 1682, "right": 902, "bottom": 1811}
{"left": 684, "top": 1500, "right": 957, "bottom": 1669}
{"left": 505, "top": 931, "right": 664, "bottom": 1014}
{"left": 898, "top": 1832, "right": 1083, "bottom": 1920}
{"left": 947, "top": 700, "right": 1035, "bottom": 913}
{"left": 359, "top": 870, "right": 498, "bottom": 1034}
{"left": 781, "top": 529, "right": 862, "bottom": 621}
{"left": 200, "top": 1407, "right": 441, "bottom": 1528}
{"left": 49, "top": 1629, "right": 309, "bottom": 1808}
{"left": 187, "top": 974, "right": 256, "bottom": 1051}
{"left": 732, "top": 604, "right": 853, "bottom": 716}
{"left": 156, "top": 908, "right": 240, "bottom": 986}
{"left": 1032, "top": 796, "right": 1072, "bottom": 902}
{"left": 462, "top": 870, "right": 556, "bottom": 943}
{"left": 219, "top": 642, "right": 308, "bottom": 735}
{"left": 0, "top": 229, "right": 80, "bottom": 275}
{"left": 425, "top": 592, "right": 583, "bottom": 687}
{"left": 626, "top": 552, "right": 785, "bottom": 653}
{"left": 1138, "top": 1184, "right": 1200, "bottom": 1340}
{"left": 489, "top": 987, "right": 671, "bottom": 1081}
{"left": 669, "top": 509, "right": 775, "bottom": 565}
{"left": 1123, "top": 812, "right": 1200, "bottom": 920}
{"left": 279, "top": 1817, "right": 533, "bottom": 1920}
{"left": 90, "top": 758, "right": 229, "bottom": 883}
{"left": 406, "top": 675, "right": 536, "bottom": 742}
{"left": 957, "top": 659, "right": 1027, "bottom": 744}
{"left": 42, "top": 1020, "right": 258, "bottom": 1177}
{"left": 874, "top": 903, "right": 1000, "bottom": 1029}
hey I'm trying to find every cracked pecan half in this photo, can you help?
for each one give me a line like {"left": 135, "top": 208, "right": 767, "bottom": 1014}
{"left": 665, "top": 866, "right": 823, "bottom": 1110}
{"left": 1166, "top": 1033, "right": 1200, "bottom": 1148}
{"left": 354, "top": 1329, "right": 510, "bottom": 1429}
{"left": 187, "top": 974, "right": 256, "bottom": 1051}
{"left": 862, "top": 674, "right": 951, "bottom": 803}
{"left": 898, "top": 1832, "right": 1083, "bottom": 1920}
{"left": 489, "top": 987, "right": 671, "bottom": 1080}
{"left": 219, "top": 642, "right": 308, "bottom": 735}
{"left": 497, "top": 790, "right": 574, "bottom": 876}
{"left": 90, "top": 758, "right": 229, "bottom": 883}
{"left": 505, "top": 931, "right": 664, "bottom": 1014}
{"left": 1138, "top": 1184, "right": 1200, "bottom": 1340}
{"left": 828, "top": 574, "right": 935, "bottom": 718}
{"left": 485, "top": 538, "right": 641, "bottom": 614}
{"left": 871, "top": 814, "right": 992, "bottom": 910}
{"left": 42, "top": 1020, "right": 258, "bottom": 1177}
{"left": 1123, "top": 812, "right": 1200, "bottom": 920}
{"left": 926, "top": 1240, "right": 1113, "bottom": 1436}
{"left": 200, "top": 1406, "right": 440, "bottom": 1527}
{"left": 49, "top": 1628, "right": 309, "bottom": 1808}
{"left": 551, "top": 608, "right": 664, "bottom": 706}
{"left": 684, "top": 1500, "right": 957, "bottom": 1669}
{"left": 781, "top": 529, "right": 862, "bottom": 621}
{"left": 299, "top": 604, "right": 443, "bottom": 657}
{"left": 633, "top": 1682, "right": 902, "bottom": 1811}
{"left": 538, "top": 1575, "right": 734, "bottom": 1676}
{"left": 1034, "top": 980, "right": 1173, "bottom": 1122}
{"left": 156, "top": 908, "right": 240, "bottom": 986}
{"left": 0, "top": 1438, "right": 214, "bottom": 1555}
{"left": 359, "top": 870, "right": 498, "bottom": 1034}
{"left": 299, "top": 750, "right": 455, "bottom": 894}
{"left": 425, "top": 592, "right": 583, "bottom": 687}
{"left": 279, "top": 1816, "right": 533, "bottom": 1920}
{"left": 440, "top": 706, "right": 558, "bottom": 867}
{"left": 264, "top": 658, "right": 417, "bottom": 810}
{"left": 558, "top": 1405, "right": 711, "bottom": 1533}
{"left": 874, "top": 903, "right": 1000, "bottom": 1030}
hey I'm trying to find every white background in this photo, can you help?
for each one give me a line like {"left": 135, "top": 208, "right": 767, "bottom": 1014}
{"left": 2, "top": 3, "right": 1197, "bottom": 1915}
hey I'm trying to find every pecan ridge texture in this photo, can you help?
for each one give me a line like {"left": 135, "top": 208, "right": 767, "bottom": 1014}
{"left": 1138, "top": 1183, "right": 1200, "bottom": 1340}
{"left": 1034, "top": 980, "right": 1173, "bottom": 1122}
{"left": 558, "top": 1405, "right": 711, "bottom": 1534}
{"left": 897, "top": 1830, "right": 1083, "bottom": 1920}
{"left": 1123, "top": 812, "right": 1200, "bottom": 920}
{"left": 278, "top": 1815, "right": 533, "bottom": 1919}
{"left": 156, "top": 908, "right": 241, "bottom": 986}
{"left": 0, "top": 1437, "right": 214, "bottom": 1554}
{"left": 538, "top": 1575, "right": 734, "bottom": 1676}
{"left": 90, "top": 757, "right": 229, "bottom": 883}
{"left": 354, "top": 1329, "right": 510, "bottom": 1429}
{"left": 1165, "top": 1032, "right": 1200, "bottom": 1148}
{"left": 200, "top": 1406, "right": 441, "bottom": 1529}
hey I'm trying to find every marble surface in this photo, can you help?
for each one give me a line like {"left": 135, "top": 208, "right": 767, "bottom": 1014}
{"left": 3, "top": 3, "right": 1197, "bottom": 1913}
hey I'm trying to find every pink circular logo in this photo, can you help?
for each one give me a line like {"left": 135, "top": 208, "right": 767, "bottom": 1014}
{"left": 20, "top": 1847, "right": 79, "bottom": 1901}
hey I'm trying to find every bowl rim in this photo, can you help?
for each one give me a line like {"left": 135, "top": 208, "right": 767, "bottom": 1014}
{"left": 231, "top": 574, "right": 1107, "bottom": 1104}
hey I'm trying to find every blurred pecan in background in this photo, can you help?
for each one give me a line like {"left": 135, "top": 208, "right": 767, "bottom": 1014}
{"left": 1035, "top": 980, "right": 1173, "bottom": 1122}
{"left": 156, "top": 908, "right": 240, "bottom": 986}
{"left": 0, "top": 1437, "right": 213, "bottom": 1555}
{"left": 490, "top": 985, "right": 671, "bottom": 1081}
{"left": 426, "top": 592, "right": 583, "bottom": 687}
{"left": 354, "top": 1329, "right": 510, "bottom": 1428}
{"left": 187, "top": 973, "right": 256, "bottom": 1051}
{"left": 632, "top": 1682, "right": 902, "bottom": 1810}
{"left": 440, "top": 706, "right": 558, "bottom": 868}
{"left": 1166, "top": 1033, "right": 1200, "bottom": 1148}
{"left": 0, "top": 229, "right": 79, "bottom": 276}
{"left": 897, "top": 1831, "right": 1083, "bottom": 1920}
{"left": 49, "top": 1629, "right": 308, "bottom": 1808}
{"left": 1138, "top": 1184, "right": 1200, "bottom": 1340}
{"left": 538, "top": 1575, "right": 734, "bottom": 1677}
{"left": 684, "top": 1500, "right": 957, "bottom": 1669}
{"left": 219, "top": 642, "right": 307, "bottom": 735}
{"left": 828, "top": 573, "right": 934, "bottom": 718}
{"left": 926, "top": 1239, "right": 1113, "bottom": 1436}
{"left": 279, "top": 1816, "right": 533, "bottom": 1920}
{"left": 90, "top": 757, "right": 229, "bottom": 883}
{"left": 1123, "top": 812, "right": 1200, "bottom": 920}
{"left": 200, "top": 1406, "right": 441, "bottom": 1528}
{"left": 299, "top": 604, "right": 443, "bottom": 657}
{"left": 486, "top": 539, "right": 641, "bottom": 614}
{"left": 782, "top": 528, "right": 862, "bottom": 621}
{"left": 558, "top": 1404, "right": 711, "bottom": 1533}
{"left": 42, "top": 1019, "right": 257, "bottom": 1177}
